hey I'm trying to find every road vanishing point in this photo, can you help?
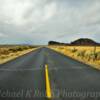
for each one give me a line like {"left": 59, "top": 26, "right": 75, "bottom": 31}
{"left": 0, "top": 47, "right": 100, "bottom": 100}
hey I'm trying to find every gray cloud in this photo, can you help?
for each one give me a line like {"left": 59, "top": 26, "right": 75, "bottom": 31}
{"left": 0, "top": 0, "right": 100, "bottom": 44}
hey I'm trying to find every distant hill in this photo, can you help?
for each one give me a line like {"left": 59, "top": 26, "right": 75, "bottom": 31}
{"left": 48, "top": 38, "right": 100, "bottom": 46}
{"left": 48, "top": 41, "right": 69, "bottom": 45}
{"left": 71, "top": 38, "right": 99, "bottom": 46}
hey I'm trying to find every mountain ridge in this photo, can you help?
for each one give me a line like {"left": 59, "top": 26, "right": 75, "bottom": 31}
{"left": 48, "top": 38, "right": 100, "bottom": 46}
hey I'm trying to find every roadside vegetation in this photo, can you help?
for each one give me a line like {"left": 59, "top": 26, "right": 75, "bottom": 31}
{"left": 0, "top": 45, "right": 37, "bottom": 64}
{"left": 49, "top": 46, "right": 100, "bottom": 70}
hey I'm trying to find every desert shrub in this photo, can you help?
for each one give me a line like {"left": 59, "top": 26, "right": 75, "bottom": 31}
{"left": 16, "top": 47, "right": 23, "bottom": 51}
{"left": 86, "top": 51, "right": 99, "bottom": 61}
{"left": 70, "top": 48, "right": 77, "bottom": 53}
{"left": 9, "top": 48, "right": 17, "bottom": 52}
{"left": 0, "top": 48, "right": 10, "bottom": 55}
{"left": 77, "top": 50, "right": 86, "bottom": 58}
{"left": 93, "top": 53, "right": 98, "bottom": 60}
{"left": 85, "top": 52, "right": 92, "bottom": 61}
{"left": 8, "top": 46, "right": 31, "bottom": 53}
{"left": 86, "top": 47, "right": 100, "bottom": 61}
{"left": 96, "top": 52, "right": 100, "bottom": 60}
{"left": 0, "top": 55, "right": 6, "bottom": 59}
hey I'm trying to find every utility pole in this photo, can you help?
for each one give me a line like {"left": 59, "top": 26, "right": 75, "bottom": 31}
{"left": 93, "top": 45, "right": 96, "bottom": 61}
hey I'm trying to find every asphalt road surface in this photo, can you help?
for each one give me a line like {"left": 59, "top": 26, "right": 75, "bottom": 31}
{"left": 0, "top": 47, "right": 100, "bottom": 100}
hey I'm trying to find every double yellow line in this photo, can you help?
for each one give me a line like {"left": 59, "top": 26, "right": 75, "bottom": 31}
{"left": 45, "top": 64, "right": 52, "bottom": 99}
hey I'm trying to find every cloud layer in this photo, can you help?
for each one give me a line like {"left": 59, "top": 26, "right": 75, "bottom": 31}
{"left": 0, "top": 0, "right": 100, "bottom": 44}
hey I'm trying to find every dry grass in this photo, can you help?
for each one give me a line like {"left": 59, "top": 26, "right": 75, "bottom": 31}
{"left": 49, "top": 46, "right": 100, "bottom": 70}
{"left": 0, "top": 46, "right": 37, "bottom": 64}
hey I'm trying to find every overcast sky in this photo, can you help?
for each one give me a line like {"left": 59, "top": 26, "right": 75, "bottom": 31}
{"left": 0, "top": 0, "right": 100, "bottom": 44}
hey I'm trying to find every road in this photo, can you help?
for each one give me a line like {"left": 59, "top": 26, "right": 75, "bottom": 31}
{"left": 0, "top": 47, "right": 100, "bottom": 100}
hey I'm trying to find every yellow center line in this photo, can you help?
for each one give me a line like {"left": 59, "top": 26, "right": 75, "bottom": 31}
{"left": 45, "top": 64, "right": 52, "bottom": 99}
